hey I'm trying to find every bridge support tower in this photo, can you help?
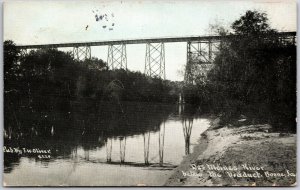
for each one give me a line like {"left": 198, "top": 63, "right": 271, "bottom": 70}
{"left": 145, "top": 43, "right": 165, "bottom": 80}
{"left": 184, "top": 41, "right": 217, "bottom": 84}
{"left": 107, "top": 44, "right": 127, "bottom": 70}
{"left": 73, "top": 46, "right": 91, "bottom": 61}
{"left": 158, "top": 122, "right": 166, "bottom": 166}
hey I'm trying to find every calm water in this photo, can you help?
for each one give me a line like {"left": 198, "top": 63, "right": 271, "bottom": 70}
{"left": 4, "top": 102, "right": 210, "bottom": 186}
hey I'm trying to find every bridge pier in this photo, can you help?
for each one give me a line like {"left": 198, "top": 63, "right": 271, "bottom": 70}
{"left": 107, "top": 44, "right": 127, "bottom": 70}
{"left": 84, "top": 149, "right": 90, "bottom": 161}
{"left": 143, "top": 132, "right": 151, "bottom": 165}
{"left": 145, "top": 43, "right": 165, "bottom": 79}
{"left": 158, "top": 122, "right": 165, "bottom": 166}
{"left": 72, "top": 46, "right": 91, "bottom": 61}
{"left": 106, "top": 138, "right": 113, "bottom": 162}
{"left": 119, "top": 136, "right": 126, "bottom": 163}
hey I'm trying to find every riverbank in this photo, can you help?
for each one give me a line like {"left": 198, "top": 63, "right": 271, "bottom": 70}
{"left": 165, "top": 117, "right": 296, "bottom": 186}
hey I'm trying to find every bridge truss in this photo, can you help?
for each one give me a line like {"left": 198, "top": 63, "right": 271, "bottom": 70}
{"left": 107, "top": 44, "right": 127, "bottom": 70}
{"left": 145, "top": 43, "right": 165, "bottom": 79}
{"left": 185, "top": 40, "right": 219, "bottom": 83}
{"left": 15, "top": 32, "right": 296, "bottom": 82}
{"left": 72, "top": 46, "right": 91, "bottom": 61}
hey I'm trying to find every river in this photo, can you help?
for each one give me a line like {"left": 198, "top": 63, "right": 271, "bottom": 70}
{"left": 4, "top": 101, "right": 211, "bottom": 186}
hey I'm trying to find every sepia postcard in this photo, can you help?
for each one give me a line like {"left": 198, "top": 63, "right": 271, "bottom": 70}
{"left": 2, "top": 0, "right": 297, "bottom": 187}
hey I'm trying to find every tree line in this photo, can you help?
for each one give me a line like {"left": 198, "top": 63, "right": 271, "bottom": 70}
{"left": 4, "top": 10, "right": 296, "bottom": 136}
{"left": 4, "top": 41, "right": 181, "bottom": 143}
{"left": 184, "top": 11, "right": 296, "bottom": 132}
{"left": 4, "top": 42, "right": 179, "bottom": 111}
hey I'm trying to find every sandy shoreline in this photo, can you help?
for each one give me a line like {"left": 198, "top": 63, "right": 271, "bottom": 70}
{"left": 165, "top": 117, "right": 296, "bottom": 186}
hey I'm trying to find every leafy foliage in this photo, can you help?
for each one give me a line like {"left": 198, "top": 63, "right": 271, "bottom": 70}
{"left": 185, "top": 10, "right": 296, "bottom": 131}
{"left": 232, "top": 11, "right": 274, "bottom": 35}
{"left": 4, "top": 45, "right": 179, "bottom": 141}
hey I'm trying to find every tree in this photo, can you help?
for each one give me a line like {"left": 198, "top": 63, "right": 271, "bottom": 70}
{"left": 4, "top": 40, "right": 20, "bottom": 87}
{"left": 232, "top": 10, "right": 274, "bottom": 35}
{"left": 204, "top": 10, "right": 296, "bottom": 130}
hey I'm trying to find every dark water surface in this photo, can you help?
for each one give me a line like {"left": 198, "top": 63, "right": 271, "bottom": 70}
{"left": 4, "top": 101, "right": 210, "bottom": 186}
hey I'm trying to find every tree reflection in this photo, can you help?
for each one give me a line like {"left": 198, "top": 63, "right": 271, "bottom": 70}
{"left": 4, "top": 101, "right": 175, "bottom": 171}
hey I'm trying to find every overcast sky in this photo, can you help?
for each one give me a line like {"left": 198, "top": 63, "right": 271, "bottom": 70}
{"left": 4, "top": 0, "right": 297, "bottom": 81}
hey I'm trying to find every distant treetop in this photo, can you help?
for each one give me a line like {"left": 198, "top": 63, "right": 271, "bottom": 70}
{"left": 232, "top": 10, "right": 275, "bottom": 35}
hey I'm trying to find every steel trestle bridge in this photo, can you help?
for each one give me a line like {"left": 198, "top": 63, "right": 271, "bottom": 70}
{"left": 16, "top": 32, "right": 296, "bottom": 81}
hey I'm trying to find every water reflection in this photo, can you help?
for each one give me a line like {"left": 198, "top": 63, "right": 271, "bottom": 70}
{"left": 182, "top": 118, "right": 193, "bottom": 155}
{"left": 105, "top": 139, "right": 113, "bottom": 162}
{"left": 178, "top": 102, "right": 184, "bottom": 116}
{"left": 84, "top": 149, "right": 90, "bottom": 161}
{"left": 119, "top": 136, "right": 126, "bottom": 163}
{"left": 4, "top": 101, "right": 206, "bottom": 174}
{"left": 179, "top": 104, "right": 197, "bottom": 155}
{"left": 143, "top": 131, "right": 151, "bottom": 165}
{"left": 4, "top": 99, "right": 213, "bottom": 185}
{"left": 71, "top": 146, "right": 78, "bottom": 160}
{"left": 158, "top": 123, "right": 165, "bottom": 166}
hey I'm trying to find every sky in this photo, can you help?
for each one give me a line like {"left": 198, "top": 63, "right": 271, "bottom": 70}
{"left": 4, "top": 0, "right": 297, "bottom": 81}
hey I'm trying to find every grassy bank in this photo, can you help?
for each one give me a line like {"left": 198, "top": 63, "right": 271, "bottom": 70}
{"left": 165, "top": 116, "right": 296, "bottom": 186}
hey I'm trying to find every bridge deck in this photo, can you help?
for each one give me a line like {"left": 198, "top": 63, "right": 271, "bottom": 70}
{"left": 16, "top": 32, "right": 296, "bottom": 49}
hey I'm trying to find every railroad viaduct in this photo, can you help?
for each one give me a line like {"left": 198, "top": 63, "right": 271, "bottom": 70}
{"left": 16, "top": 32, "right": 296, "bottom": 82}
